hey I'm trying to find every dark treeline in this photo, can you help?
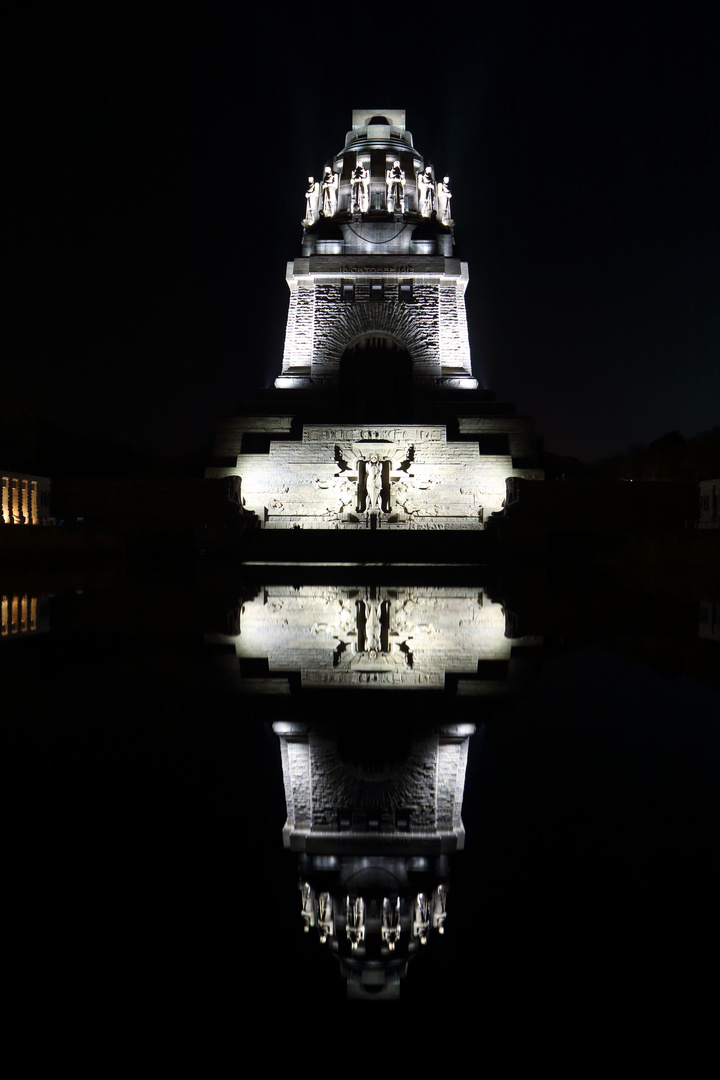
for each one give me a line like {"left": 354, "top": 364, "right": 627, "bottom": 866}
{"left": 0, "top": 415, "right": 209, "bottom": 480}
{"left": 541, "top": 428, "right": 720, "bottom": 482}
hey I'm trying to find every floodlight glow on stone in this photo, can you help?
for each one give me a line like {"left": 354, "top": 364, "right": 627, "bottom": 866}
{"left": 205, "top": 108, "right": 542, "bottom": 530}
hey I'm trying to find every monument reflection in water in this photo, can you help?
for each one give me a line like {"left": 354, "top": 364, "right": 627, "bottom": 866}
{"left": 207, "top": 581, "right": 540, "bottom": 999}
{"left": 8, "top": 567, "right": 718, "bottom": 1010}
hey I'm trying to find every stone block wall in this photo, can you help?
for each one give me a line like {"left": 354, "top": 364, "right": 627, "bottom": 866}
{"left": 273, "top": 726, "right": 474, "bottom": 849}
{"left": 216, "top": 584, "right": 512, "bottom": 691}
{"left": 209, "top": 423, "right": 523, "bottom": 529}
{"left": 276, "top": 256, "right": 475, "bottom": 388}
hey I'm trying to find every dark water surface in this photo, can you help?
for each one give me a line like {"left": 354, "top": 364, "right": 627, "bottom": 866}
{"left": 6, "top": 559, "right": 719, "bottom": 1013}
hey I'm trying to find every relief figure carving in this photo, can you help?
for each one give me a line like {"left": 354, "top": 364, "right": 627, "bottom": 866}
{"left": 359, "top": 454, "right": 390, "bottom": 514}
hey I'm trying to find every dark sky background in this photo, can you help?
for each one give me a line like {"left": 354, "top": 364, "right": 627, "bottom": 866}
{"left": 7, "top": 2, "right": 718, "bottom": 465}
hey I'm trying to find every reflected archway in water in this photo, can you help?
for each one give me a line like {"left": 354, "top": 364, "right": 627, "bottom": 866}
{"left": 207, "top": 578, "right": 542, "bottom": 998}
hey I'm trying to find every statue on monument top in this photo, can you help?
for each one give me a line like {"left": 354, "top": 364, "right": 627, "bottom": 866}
{"left": 321, "top": 165, "right": 339, "bottom": 217}
{"left": 386, "top": 160, "right": 406, "bottom": 214}
{"left": 417, "top": 165, "right": 436, "bottom": 218}
{"left": 437, "top": 175, "right": 452, "bottom": 225}
{"left": 351, "top": 160, "right": 369, "bottom": 213}
{"left": 303, "top": 176, "right": 321, "bottom": 227}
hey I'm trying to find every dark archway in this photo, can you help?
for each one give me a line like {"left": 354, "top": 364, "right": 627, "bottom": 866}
{"left": 339, "top": 335, "right": 413, "bottom": 421}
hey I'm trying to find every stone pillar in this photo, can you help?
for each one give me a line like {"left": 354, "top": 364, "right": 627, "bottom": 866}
{"left": 11, "top": 478, "right": 21, "bottom": 524}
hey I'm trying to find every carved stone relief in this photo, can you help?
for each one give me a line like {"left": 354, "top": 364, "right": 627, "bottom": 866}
{"left": 357, "top": 454, "right": 391, "bottom": 515}
{"left": 217, "top": 585, "right": 519, "bottom": 690}
{"left": 233, "top": 422, "right": 516, "bottom": 531}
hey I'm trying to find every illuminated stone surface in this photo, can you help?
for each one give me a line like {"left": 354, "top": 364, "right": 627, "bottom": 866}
{"left": 272, "top": 721, "right": 475, "bottom": 852}
{"left": 208, "top": 583, "right": 539, "bottom": 691}
{"left": 276, "top": 256, "right": 474, "bottom": 388}
{"left": 206, "top": 109, "right": 542, "bottom": 531}
{"left": 274, "top": 722, "right": 472, "bottom": 999}
{"left": 207, "top": 579, "right": 543, "bottom": 996}
{"left": 203, "top": 572, "right": 544, "bottom": 1000}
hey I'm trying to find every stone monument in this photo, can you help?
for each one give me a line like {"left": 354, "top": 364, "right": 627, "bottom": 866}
{"left": 206, "top": 110, "right": 542, "bottom": 534}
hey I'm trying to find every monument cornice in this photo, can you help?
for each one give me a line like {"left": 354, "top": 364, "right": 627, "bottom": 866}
{"left": 298, "top": 255, "right": 462, "bottom": 277}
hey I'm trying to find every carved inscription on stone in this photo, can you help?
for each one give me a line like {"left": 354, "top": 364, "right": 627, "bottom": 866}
{"left": 303, "top": 426, "right": 445, "bottom": 443}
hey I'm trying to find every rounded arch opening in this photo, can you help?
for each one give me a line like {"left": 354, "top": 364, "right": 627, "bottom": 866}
{"left": 339, "top": 334, "right": 413, "bottom": 420}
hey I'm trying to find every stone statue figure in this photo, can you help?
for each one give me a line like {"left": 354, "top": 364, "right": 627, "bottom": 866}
{"left": 351, "top": 161, "right": 369, "bottom": 213}
{"left": 432, "top": 884, "right": 448, "bottom": 933}
{"left": 382, "top": 896, "right": 401, "bottom": 950}
{"left": 346, "top": 895, "right": 365, "bottom": 948}
{"left": 318, "top": 892, "right": 334, "bottom": 943}
{"left": 437, "top": 175, "right": 452, "bottom": 225}
{"left": 364, "top": 454, "right": 383, "bottom": 512}
{"left": 321, "top": 166, "right": 339, "bottom": 217}
{"left": 300, "top": 881, "right": 315, "bottom": 930}
{"left": 417, "top": 166, "right": 436, "bottom": 218}
{"left": 304, "top": 176, "right": 321, "bottom": 226}
{"left": 413, "top": 892, "right": 431, "bottom": 944}
{"left": 386, "top": 160, "right": 406, "bottom": 213}
{"left": 364, "top": 599, "right": 382, "bottom": 655}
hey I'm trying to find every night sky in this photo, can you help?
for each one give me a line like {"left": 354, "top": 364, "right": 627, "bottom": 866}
{"left": 8, "top": 3, "right": 718, "bottom": 465}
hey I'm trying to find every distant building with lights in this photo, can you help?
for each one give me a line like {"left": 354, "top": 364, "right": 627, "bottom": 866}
{"left": 1, "top": 471, "right": 51, "bottom": 526}
{"left": 206, "top": 110, "right": 541, "bottom": 533}
{"left": 1, "top": 593, "right": 50, "bottom": 640}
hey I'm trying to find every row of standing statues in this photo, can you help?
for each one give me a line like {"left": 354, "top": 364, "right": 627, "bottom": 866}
{"left": 303, "top": 162, "right": 452, "bottom": 226}
{"left": 300, "top": 883, "right": 447, "bottom": 948}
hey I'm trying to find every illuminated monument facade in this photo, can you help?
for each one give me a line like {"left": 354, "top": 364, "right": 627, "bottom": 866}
{"left": 206, "top": 109, "right": 541, "bottom": 530}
